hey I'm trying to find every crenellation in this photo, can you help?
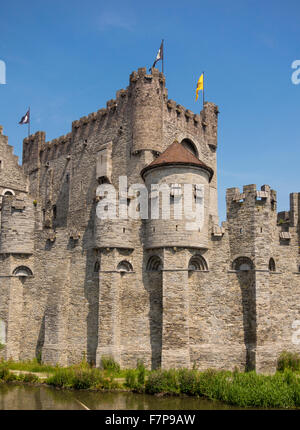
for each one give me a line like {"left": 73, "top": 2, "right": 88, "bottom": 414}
{"left": 0, "top": 68, "right": 299, "bottom": 373}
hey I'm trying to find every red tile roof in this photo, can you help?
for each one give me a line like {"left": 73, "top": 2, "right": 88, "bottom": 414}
{"left": 141, "top": 141, "right": 214, "bottom": 181}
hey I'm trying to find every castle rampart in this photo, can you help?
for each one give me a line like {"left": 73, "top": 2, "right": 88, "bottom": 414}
{"left": 0, "top": 68, "right": 299, "bottom": 373}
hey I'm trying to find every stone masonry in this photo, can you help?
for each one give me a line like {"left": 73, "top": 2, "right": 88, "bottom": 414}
{"left": 0, "top": 68, "right": 299, "bottom": 373}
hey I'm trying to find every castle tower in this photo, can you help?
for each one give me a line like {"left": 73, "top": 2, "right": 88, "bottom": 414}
{"left": 141, "top": 140, "right": 214, "bottom": 368}
{"left": 0, "top": 126, "right": 35, "bottom": 361}
{"left": 226, "top": 184, "right": 278, "bottom": 371}
{"left": 22, "top": 131, "right": 45, "bottom": 199}
{"left": 142, "top": 140, "right": 214, "bottom": 250}
{"left": 130, "top": 67, "right": 166, "bottom": 154}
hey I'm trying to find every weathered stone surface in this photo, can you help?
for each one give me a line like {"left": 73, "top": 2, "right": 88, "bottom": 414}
{"left": 0, "top": 69, "right": 299, "bottom": 373}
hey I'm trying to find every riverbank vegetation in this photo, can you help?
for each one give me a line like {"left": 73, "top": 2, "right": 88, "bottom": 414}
{"left": 1, "top": 351, "right": 300, "bottom": 408}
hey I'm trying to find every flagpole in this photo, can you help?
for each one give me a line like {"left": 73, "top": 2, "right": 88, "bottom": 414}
{"left": 162, "top": 39, "right": 164, "bottom": 75}
{"left": 28, "top": 106, "right": 30, "bottom": 137}
{"left": 203, "top": 72, "right": 205, "bottom": 109}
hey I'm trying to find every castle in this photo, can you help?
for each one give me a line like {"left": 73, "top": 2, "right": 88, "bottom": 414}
{"left": 0, "top": 67, "right": 299, "bottom": 373}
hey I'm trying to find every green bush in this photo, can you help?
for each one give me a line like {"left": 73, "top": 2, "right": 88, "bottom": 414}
{"left": 100, "top": 356, "right": 120, "bottom": 373}
{"left": 71, "top": 369, "right": 99, "bottom": 390}
{"left": 46, "top": 366, "right": 117, "bottom": 390}
{"left": 137, "top": 360, "right": 146, "bottom": 387}
{"left": 0, "top": 366, "right": 9, "bottom": 380}
{"left": 46, "top": 368, "right": 73, "bottom": 388}
{"left": 194, "top": 369, "right": 229, "bottom": 400}
{"left": 20, "top": 373, "right": 40, "bottom": 383}
{"left": 178, "top": 369, "right": 199, "bottom": 395}
{"left": 277, "top": 351, "right": 300, "bottom": 372}
{"left": 125, "top": 369, "right": 137, "bottom": 389}
{"left": 145, "top": 369, "right": 180, "bottom": 395}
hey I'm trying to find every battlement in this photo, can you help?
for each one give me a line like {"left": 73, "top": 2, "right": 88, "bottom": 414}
{"left": 17, "top": 67, "right": 220, "bottom": 237}
{"left": 0, "top": 126, "right": 28, "bottom": 194}
{"left": 22, "top": 131, "right": 45, "bottom": 170}
{"left": 226, "top": 184, "right": 277, "bottom": 207}
{"left": 129, "top": 67, "right": 166, "bottom": 86}
{"left": 21, "top": 67, "right": 219, "bottom": 171}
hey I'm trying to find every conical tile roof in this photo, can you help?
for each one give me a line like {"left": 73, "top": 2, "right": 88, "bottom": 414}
{"left": 141, "top": 140, "right": 214, "bottom": 181}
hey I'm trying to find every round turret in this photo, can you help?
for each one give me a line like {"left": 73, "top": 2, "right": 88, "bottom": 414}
{"left": 141, "top": 141, "right": 213, "bottom": 249}
{"left": 130, "top": 67, "right": 165, "bottom": 153}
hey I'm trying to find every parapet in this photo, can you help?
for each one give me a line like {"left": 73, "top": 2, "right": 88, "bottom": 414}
{"left": 226, "top": 185, "right": 278, "bottom": 222}
{"left": 227, "top": 184, "right": 276, "bottom": 205}
{"left": 20, "top": 67, "right": 219, "bottom": 164}
{"left": 22, "top": 131, "right": 45, "bottom": 172}
{"left": 165, "top": 99, "right": 219, "bottom": 149}
{"left": 129, "top": 67, "right": 166, "bottom": 87}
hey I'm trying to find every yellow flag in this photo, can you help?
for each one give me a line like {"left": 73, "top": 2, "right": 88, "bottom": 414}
{"left": 195, "top": 73, "right": 204, "bottom": 101}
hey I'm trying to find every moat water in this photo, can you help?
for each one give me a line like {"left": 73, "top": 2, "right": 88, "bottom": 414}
{"left": 0, "top": 384, "right": 240, "bottom": 410}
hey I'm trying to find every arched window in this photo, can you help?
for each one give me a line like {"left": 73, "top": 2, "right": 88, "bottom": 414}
{"left": 98, "top": 177, "right": 110, "bottom": 185}
{"left": 180, "top": 139, "right": 199, "bottom": 158}
{"left": 2, "top": 189, "right": 15, "bottom": 196}
{"left": 232, "top": 257, "right": 254, "bottom": 271}
{"left": 94, "top": 261, "right": 100, "bottom": 272}
{"left": 13, "top": 266, "right": 33, "bottom": 277}
{"left": 117, "top": 260, "right": 133, "bottom": 273}
{"left": 146, "top": 256, "right": 163, "bottom": 271}
{"left": 269, "top": 258, "right": 276, "bottom": 272}
{"left": 188, "top": 255, "right": 208, "bottom": 271}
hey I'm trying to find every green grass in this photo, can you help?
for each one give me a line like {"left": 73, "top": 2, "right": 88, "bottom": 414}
{"left": 144, "top": 368, "right": 300, "bottom": 408}
{"left": 0, "top": 362, "right": 40, "bottom": 384}
{"left": 45, "top": 366, "right": 120, "bottom": 390}
{"left": 2, "top": 358, "right": 57, "bottom": 373}
{"left": 277, "top": 351, "right": 300, "bottom": 372}
{"left": 2, "top": 352, "right": 300, "bottom": 408}
{"left": 100, "top": 356, "right": 121, "bottom": 373}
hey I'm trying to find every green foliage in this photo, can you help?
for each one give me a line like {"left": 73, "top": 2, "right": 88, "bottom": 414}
{"left": 100, "top": 356, "right": 120, "bottom": 373}
{"left": 125, "top": 369, "right": 137, "bottom": 389}
{"left": 46, "top": 368, "right": 73, "bottom": 388}
{"left": 36, "top": 351, "right": 42, "bottom": 365}
{"left": 18, "top": 372, "right": 40, "bottom": 383}
{"left": 0, "top": 343, "right": 5, "bottom": 351}
{"left": 145, "top": 369, "right": 180, "bottom": 395}
{"left": 277, "top": 351, "right": 300, "bottom": 372}
{"left": 137, "top": 360, "right": 146, "bottom": 387}
{"left": 45, "top": 366, "right": 118, "bottom": 390}
{"left": 124, "top": 361, "right": 147, "bottom": 391}
{"left": 0, "top": 365, "right": 9, "bottom": 380}
{"left": 178, "top": 369, "right": 198, "bottom": 395}
{"left": 4, "top": 358, "right": 55, "bottom": 373}
{"left": 4, "top": 354, "right": 300, "bottom": 408}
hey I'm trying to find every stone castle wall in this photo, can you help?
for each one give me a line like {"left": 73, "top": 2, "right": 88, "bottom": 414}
{"left": 0, "top": 68, "right": 299, "bottom": 372}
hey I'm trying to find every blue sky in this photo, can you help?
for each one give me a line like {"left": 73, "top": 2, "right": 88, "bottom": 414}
{"left": 0, "top": 0, "right": 299, "bottom": 221}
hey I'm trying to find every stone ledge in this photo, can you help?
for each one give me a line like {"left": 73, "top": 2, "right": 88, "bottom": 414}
{"left": 99, "top": 270, "right": 136, "bottom": 274}
{"left": 162, "top": 269, "right": 210, "bottom": 272}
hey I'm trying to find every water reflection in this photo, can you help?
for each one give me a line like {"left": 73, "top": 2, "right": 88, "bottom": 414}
{"left": 0, "top": 384, "right": 240, "bottom": 410}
